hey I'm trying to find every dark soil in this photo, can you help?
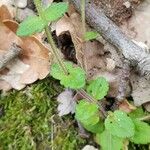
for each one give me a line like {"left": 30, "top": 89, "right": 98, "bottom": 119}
{"left": 93, "top": 0, "right": 142, "bottom": 24}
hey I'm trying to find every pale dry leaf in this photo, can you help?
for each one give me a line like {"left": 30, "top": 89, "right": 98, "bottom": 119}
{"left": 57, "top": 89, "right": 76, "bottom": 116}
{"left": 0, "top": 58, "right": 29, "bottom": 90}
{"left": 121, "top": 0, "right": 150, "bottom": 47}
{"left": 0, "top": 79, "right": 12, "bottom": 91}
{"left": 82, "top": 145, "right": 98, "bottom": 150}
{"left": 0, "top": 19, "right": 50, "bottom": 90}
{"left": 130, "top": 73, "right": 150, "bottom": 106}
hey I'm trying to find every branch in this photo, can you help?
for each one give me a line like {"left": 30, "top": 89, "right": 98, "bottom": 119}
{"left": 71, "top": 0, "right": 150, "bottom": 79}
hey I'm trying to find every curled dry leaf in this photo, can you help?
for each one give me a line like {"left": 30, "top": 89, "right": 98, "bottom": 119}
{"left": 0, "top": 19, "right": 50, "bottom": 91}
{"left": 57, "top": 89, "right": 76, "bottom": 116}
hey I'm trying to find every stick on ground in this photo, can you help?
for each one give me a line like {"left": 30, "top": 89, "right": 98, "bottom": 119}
{"left": 71, "top": 0, "right": 150, "bottom": 79}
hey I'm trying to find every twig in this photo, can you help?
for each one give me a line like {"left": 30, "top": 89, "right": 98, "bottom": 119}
{"left": 71, "top": 0, "right": 150, "bottom": 79}
{"left": 0, "top": 43, "right": 22, "bottom": 70}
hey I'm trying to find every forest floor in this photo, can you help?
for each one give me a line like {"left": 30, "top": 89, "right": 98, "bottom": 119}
{"left": 0, "top": 0, "right": 150, "bottom": 150}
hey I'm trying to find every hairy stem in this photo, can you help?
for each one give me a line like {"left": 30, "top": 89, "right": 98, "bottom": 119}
{"left": 34, "top": 0, "right": 68, "bottom": 75}
{"left": 45, "top": 26, "right": 68, "bottom": 74}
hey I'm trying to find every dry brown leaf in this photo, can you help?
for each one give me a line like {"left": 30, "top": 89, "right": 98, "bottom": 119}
{"left": 0, "top": 5, "right": 12, "bottom": 21}
{"left": 0, "top": 2, "right": 15, "bottom": 19}
{"left": 56, "top": 5, "right": 107, "bottom": 74}
{"left": 119, "top": 100, "right": 136, "bottom": 113}
{"left": 0, "top": 19, "right": 50, "bottom": 90}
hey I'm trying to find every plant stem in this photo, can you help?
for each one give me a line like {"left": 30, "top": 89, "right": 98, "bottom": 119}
{"left": 34, "top": 0, "right": 106, "bottom": 117}
{"left": 34, "top": 0, "right": 68, "bottom": 75}
{"left": 78, "top": 89, "right": 107, "bottom": 118}
{"left": 45, "top": 26, "right": 68, "bottom": 74}
{"left": 81, "top": 0, "right": 86, "bottom": 35}
{"left": 139, "top": 115, "right": 150, "bottom": 121}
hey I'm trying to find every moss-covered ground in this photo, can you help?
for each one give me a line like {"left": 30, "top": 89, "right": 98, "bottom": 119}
{"left": 0, "top": 77, "right": 87, "bottom": 150}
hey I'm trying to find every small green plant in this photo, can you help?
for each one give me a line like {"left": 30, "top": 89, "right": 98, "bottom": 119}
{"left": 16, "top": 0, "right": 150, "bottom": 150}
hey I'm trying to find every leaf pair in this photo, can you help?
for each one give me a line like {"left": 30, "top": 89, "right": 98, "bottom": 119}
{"left": 17, "top": 2, "right": 68, "bottom": 36}
{"left": 75, "top": 99, "right": 99, "bottom": 126}
{"left": 97, "top": 110, "right": 150, "bottom": 150}
{"left": 51, "top": 62, "right": 86, "bottom": 89}
{"left": 86, "top": 77, "right": 109, "bottom": 100}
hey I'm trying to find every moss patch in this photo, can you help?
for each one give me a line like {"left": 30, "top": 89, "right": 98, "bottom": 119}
{"left": 0, "top": 77, "right": 86, "bottom": 150}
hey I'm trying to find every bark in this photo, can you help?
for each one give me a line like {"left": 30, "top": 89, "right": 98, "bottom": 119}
{"left": 0, "top": 43, "right": 21, "bottom": 70}
{"left": 71, "top": 0, "right": 150, "bottom": 79}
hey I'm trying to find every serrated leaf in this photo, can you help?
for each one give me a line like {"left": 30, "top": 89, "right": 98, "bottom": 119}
{"left": 96, "top": 130, "right": 124, "bottom": 150}
{"left": 83, "top": 121, "right": 104, "bottom": 134}
{"left": 129, "top": 107, "right": 145, "bottom": 119}
{"left": 51, "top": 62, "right": 86, "bottom": 89}
{"left": 130, "top": 119, "right": 150, "bottom": 144}
{"left": 84, "top": 31, "right": 99, "bottom": 41}
{"left": 17, "top": 16, "right": 46, "bottom": 36}
{"left": 86, "top": 77, "right": 109, "bottom": 100}
{"left": 105, "top": 110, "right": 135, "bottom": 138}
{"left": 44, "top": 2, "right": 68, "bottom": 22}
{"left": 75, "top": 99, "right": 99, "bottom": 126}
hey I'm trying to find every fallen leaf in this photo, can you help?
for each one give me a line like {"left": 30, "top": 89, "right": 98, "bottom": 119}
{"left": 57, "top": 89, "right": 76, "bottom": 116}
{"left": 121, "top": 0, "right": 150, "bottom": 47}
{"left": 130, "top": 73, "right": 150, "bottom": 106}
{"left": 0, "top": 58, "right": 29, "bottom": 90}
{"left": 0, "top": 5, "right": 12, "bottom": 21}
{"left": 119, "top": 100, "right": 136, "bottom": 113}
{"left": 0, "top": 18, "right": 50, "bottom": 90}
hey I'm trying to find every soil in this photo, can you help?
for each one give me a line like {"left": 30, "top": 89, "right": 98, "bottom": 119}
{"left": 93, "top": 0, "right": 142, "bottom": 24}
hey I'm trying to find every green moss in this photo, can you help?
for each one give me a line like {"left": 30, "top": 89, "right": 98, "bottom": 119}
{"left": 0, "top": 77, "right": 86, "bottom": 150}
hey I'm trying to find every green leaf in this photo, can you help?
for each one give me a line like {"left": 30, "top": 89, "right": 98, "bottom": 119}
{"left": 86, "top": 77, "right": 109, "bottom": 100}
{"left": 83, "top": 121, "right": 104, "bottom": 134}
{"left": 17, "top": 16, "right": 46, "bottom": 36}
{"left": 44, "top": 2, "right": 68, "bottom": 22}
{"left": 129, "top": 107, "right": 145, "bottom": 119}
{"left": 51, "top": 62, "right": 86, "bottom": 89}
{"left": 96, "top": 130, "right": 124, "bottom": 150}
{"left": 105, "top": 110, "right": 135, "bottom": 138}
{"left": 75, "top": 99, "right": 99, "bottom": 126}
{"left": 84, "top": 31, "right": 99, "bottom": 41}
{"left": 130, "top": 119, "right": 150, "bottom": 144}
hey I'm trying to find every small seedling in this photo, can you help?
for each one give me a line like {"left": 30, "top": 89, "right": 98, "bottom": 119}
{"left": 16, "top": 0, "right": 150, "bottom": 149}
